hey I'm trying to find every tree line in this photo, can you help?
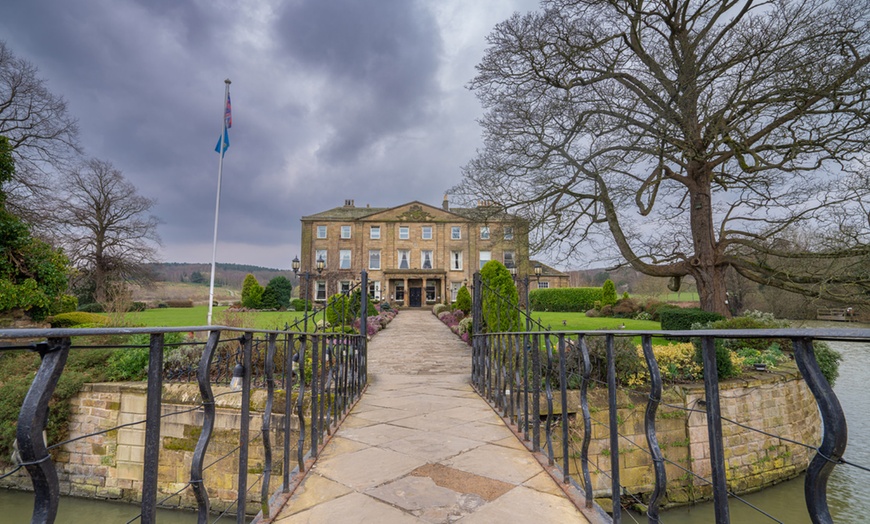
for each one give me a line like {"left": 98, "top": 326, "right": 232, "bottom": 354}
{"left": 1, "top": 41, "right": 160, "bottom": 319}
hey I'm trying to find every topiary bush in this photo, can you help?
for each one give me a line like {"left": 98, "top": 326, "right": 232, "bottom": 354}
{"left": 529, "top": 287, "right": 603, "bottom": 312}
{"left": 48, "top": 311, "right": 109, "bottom": 328}
{"left": 454, "top": 285, "right": 472, "bottom": 314}
{"left": 433, "top": 303, "right": 451, "bottom": 316}
{"left": 480, "top": 260, "right": 520, "bottom": 333}
{"left": 601, "top": 279, "right": 618, "bottom": 307}
{"left": 241, "top": 274, "right": 264, "bottom": 309}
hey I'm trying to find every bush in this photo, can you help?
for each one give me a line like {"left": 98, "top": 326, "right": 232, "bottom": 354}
{"left": 611, "top": 298, "right": 641, "bottom": 318}
{"left": 48, "top": 311, "right": 109, "bottom": 328}
{"left": 549, "top": 334, "right": 644, "bottom": 388}
{"left": 480, "top": 260, "right": 520, "bottom": 333}
{"left": 454, "top": 285, "right": 472, "bottom": 314}
{"left": 78, "top": 302, "right": 105, "bottom": 313}
{"left": 692, "top": 338, "right": 737, "bottom": 380}
{"left": 585, "top": 309, "right": 600, "bottom": 317}
{"left": 241, "top": 274, "right": 264, "bottom": 309}
{"left": 55, "top": 295, "right": 78, "bottom": 314}
{"left": 660, "top": 307, "right": 724, "bottom": 338}
{"left": 165, "top": 299, "right": 194, "bottom": 308}
{"left": 264, "top": 276, "right": 293, "bottom": 309}
{"left": 127, "top": 301, "right": 147, "bottom": 312}
{"left": 814, "top": 342, "right": 843, "bottom": 387}
{"left": 601, "top": 279, "right": 618, "bottom": 307}
{"left": 291, "top": 298, "right": 311, "bottom": 312}
{"left": 529, "top": 287, "right": 603, "bottom": 312}
{"left": 433, "top": 303, "right": 451, "bottom": 316}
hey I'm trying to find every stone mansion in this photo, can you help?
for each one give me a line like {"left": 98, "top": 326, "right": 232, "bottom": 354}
{"left": 298, "top": 198, "right": 567, "bottom": 308}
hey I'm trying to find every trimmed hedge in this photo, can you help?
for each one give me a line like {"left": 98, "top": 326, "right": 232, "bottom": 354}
{"left": 660, "top": 307, "right": 724, "bottom": 333}
{"left": 48, "top": 311, "right": 109, "bottom": 328}
{"left": 529, "top": 287, "right": 603, "bottom": 312}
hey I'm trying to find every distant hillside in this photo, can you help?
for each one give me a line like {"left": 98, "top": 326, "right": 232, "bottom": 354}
{"left": 147, "top": 262, "right": 297, "bottom": 289}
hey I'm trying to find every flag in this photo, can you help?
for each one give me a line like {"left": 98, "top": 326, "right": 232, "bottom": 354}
{"left": 215, "top": 127, "right": 229, "bottom": 155}
{"left": 215, "top": 89, "right": 231, "bottom": 156}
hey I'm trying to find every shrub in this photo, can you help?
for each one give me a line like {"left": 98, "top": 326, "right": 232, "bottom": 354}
{"left": 549, "top": 334, "right": 644, "bottom": 388}
{"left": 55, "top": 295, "right": 78, "bottom": 314}
{"left": 127, "top": 301, "right": 147, "bottom": 312}
{"left": 241, "top": 274, "right": 264, "bottom": 309}
{"left": 454, "top": 285, "right": 472, "bottom": 314}
{"left": 48, "top": 311, "right": 109, "bottom": 328}
{"left": 291, "top": 298, "right": 311, "bottom": 312}
{"left": 458, "top": 317, "right": 473, "bottom": 335}
{"left": 692, "top": 338, "right": 737, "bottom": 380}
{"left": 78, "top": 302, "right": 105, "bottom": 313}
{"left": 165, "top": 299, "right": 194, "bottom": 308}
{"left": 433, "top": 303, "right": 450, "bottom": 316}
{"left": 585, "top": 308, "right": 600, "bottom": 317}
{"left": 264, "top": 276, "right": 293, "bottom": 309}
{"left": 601, "top": 279, "right": 618, "bottom": 307}
{"left": 814, "top": 342, "right": 843, "bottom": 387}
{"left": 660, "top": 307, "right": 724, "bottom": 337}
{"left": 529, "top": 287, "right": 603, "bottom": 312}
{"left": 480, "top": 260, "right": 520, "bottom": 333}
{"left": 611, "top": 298, "right": 641, "bottom": 318}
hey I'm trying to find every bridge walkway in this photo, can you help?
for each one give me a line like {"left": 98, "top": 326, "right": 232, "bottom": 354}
{"left": 271, "top": 309, "right": 591, "bottom": 523}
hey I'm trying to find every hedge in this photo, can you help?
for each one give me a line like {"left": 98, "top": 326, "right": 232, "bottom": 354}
{"left": 529, "top": 287, "right": 603, "bottom": 312}
{"left": 48, "top": 311, "right": 109, "bottom": 328}
{"left": 660, "top": 307, "right": 724, "bottom": 339}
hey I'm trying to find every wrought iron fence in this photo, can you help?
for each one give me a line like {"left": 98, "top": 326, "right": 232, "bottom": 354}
{"left": 0, "top": 272, "right": 370, "bottom": 524}
{"left": 470, "top": 272, "right": 870, "bottom": 524}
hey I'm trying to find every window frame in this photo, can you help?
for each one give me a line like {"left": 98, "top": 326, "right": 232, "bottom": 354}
{"left": 339, "top": 249, "right": 352, "bottom": 269}
{"left": 315, "top": 249, "right": 328, "bottom": 267}
{"left": 421, "top": 250, "right": 433, "bottom": 269}
{"left": 479, "top": 250, "right": 491, "bottom": 269}
{"left": 369, "top": 249, "right": 381, "bottom": 270}
{"left": 451, "top": 226, "right": 461, "bottom": 240}
{"left": 480, "top": 226, "right": 490, "bottom": 240}
{"left": 450, "top": 250, "right": 463, "bottom": 271}
{"left": 399, "top": 226, "right": 409, "bottom": 240}
{"left": 398, "top": 249, "right": 410, "bottom": 269}
{"left": 422, "top": 226, "right": 433, "bottom": 240}
{"left": 340, "top": 225, "right": 352, "bottom": 239}
{"left": 370, "top": 225, "right": 381, "bottom": 239}
{"left": 504, "top": 226, "right": 514, "bottom": 240}
{"left": 315, "top": 281, "right": 327, "bottom": 301}
{"left": 316, "top": 225, "right": 327, "bottom": 239}
{"left": 538, "top": 281, "right": 550, "bottom": 289}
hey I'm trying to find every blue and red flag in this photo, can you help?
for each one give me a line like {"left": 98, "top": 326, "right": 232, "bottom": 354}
{"left": 215, "top": 90, "right": 232, "bottom": 156}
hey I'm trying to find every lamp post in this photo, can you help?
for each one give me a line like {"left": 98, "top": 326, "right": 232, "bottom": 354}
{"left": 292, "top": 255, "right": 326, "bottom": 335}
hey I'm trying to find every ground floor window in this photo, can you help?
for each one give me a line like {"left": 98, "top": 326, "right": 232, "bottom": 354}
{"left": 316, "top": 281, "right": 327, "bottom": 301}
{"left": 538, "top": 281, "right": 549, "bottom": 289}
{"left": 340, "top": 281, "right": 351, "bottom": 294}
{"left": 426, "top": 281, "right": 437, "bottom": 302}
{"left": 395, "top": 282, "right": 405, "bottom": 302}
{"left": 368, "top": 280, "right": 381, "bottom": 300}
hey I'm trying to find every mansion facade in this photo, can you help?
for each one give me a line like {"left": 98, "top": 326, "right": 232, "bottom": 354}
{"left": 299, "top": 198, "right": 565, "bottom": 307}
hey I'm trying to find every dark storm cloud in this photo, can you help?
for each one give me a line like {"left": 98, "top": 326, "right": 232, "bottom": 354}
{"left": 276, "top": 0, "right": 442, "bottom": 163}
{"left": 1, "top": 0, "right": 545, "bottom": 267}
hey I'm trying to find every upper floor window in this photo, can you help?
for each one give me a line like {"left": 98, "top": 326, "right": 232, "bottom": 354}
{"left": 398, "top": 249, "right": 410, "bottom": 269}
{"left": 504, "top": 226, "right": 514, "bottom": 240}
{"left": 339, "top": 249, "right": 352, "bottom": 269}
{"left": 451, "top": 226, "right": 461, "bottom": 240}
{"left": 422, "top": 226, "right": 433, "bottom": 240}
{"left": 504, "top": 251, "right": 515, "bottom": 269}
{"left": 399, "top": 226, "right": 409, "bottom": 240}
{"left": 369, "top": 250, "right": 381, "bottom": 270}
{"left": 370, "top": 226, "right": 380, "bottom": 239}
{"left": 480, "top": 226, "right": 490, "bottom": 240}
{"left": 479, "top": 250, "right": 491, "bottom": 269}
{"left": 316, "top": 225, "right": 327, "bottom": 239}
{"left": 451, "top": 251, "right": 463, "bottom": 271}
{"left": 422, "top": 250, "right": 433, "bottom": 269}
{"left": 340, "top": 225, "right": 351, "bottom": 239}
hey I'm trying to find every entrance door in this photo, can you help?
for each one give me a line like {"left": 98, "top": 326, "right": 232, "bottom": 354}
{"left": 409, "top": 287, "right": 423, "bottom": 307}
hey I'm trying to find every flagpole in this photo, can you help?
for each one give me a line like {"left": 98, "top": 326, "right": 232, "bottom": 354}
{"left": 208, "top": 78, "right": 231, "bottom": 325}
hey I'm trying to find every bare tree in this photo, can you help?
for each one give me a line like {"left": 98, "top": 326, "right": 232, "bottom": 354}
{"left": 58, "top": 159, "right": 161, "bottom": 304}
{"left": 0, "top": 41, "right": 80, "bottom": 227}
{"left": 454, "top": 0, "right": 870, "bottom": 315}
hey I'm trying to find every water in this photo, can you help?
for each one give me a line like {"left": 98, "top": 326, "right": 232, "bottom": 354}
{"left": 634, "top": 321, "right": 870, "bottom": 523}
{"left": 0, "top": 489, "right": 198, "bottom": 523}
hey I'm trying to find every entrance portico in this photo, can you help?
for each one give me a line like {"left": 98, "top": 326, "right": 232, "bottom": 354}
{"left": 385, "top": 270, "right": 444, "bottom": 308}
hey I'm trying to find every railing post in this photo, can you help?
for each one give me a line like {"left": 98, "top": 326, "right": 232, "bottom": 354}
{"left": 558, "top": 334, "right": 569, "bottom": 484}
{"left": 141, "top": 333, "right": 165, "bottom": 524}
{"left": 283, "top": 333, "right": 294, "bottom": 491}
{"left": 641, "top": 334, "right": 666, "bottom": 523}
{"left": 17, "top": 337, "right": 70, "bottom": 524}
{"left": 236, "top": 333, "right": 253, "bottom": 523}
{"left": 701, "top": 335, "right": 730, "bottom": 524}
{"left": 606, "top": 334, "right": 622, "bottom": 523}
{"left": 793, "top": 337, "right": 847, "bottom": 524}
{"left": 260, "top": 333, "right": 278, "bottom": 519}
{"left": 191, "top": 330, "right": 221, "bottom": 523}
{"left": 578, "top": 335, "right": 593, "bottom": 509}
{"left": 531, "top": 333, "right": 541, "bottom": 452}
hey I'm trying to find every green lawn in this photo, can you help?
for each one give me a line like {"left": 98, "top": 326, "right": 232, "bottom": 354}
{"left": 125, "top": 305, "right": 308, "bottom": 329}
{"left": 529, "top": 311, "right": 667, "bottom": 345}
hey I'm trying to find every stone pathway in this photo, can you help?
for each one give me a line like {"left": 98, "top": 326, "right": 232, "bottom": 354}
{"left": 271, "top": 310, "right": 591, "bottom": 523}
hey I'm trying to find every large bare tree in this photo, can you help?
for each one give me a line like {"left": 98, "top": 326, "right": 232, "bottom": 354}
{"left": 453, "top": 0, "right": 870, "bottom": 314}
{"left": 58, "top": 159, "right": 160, "bottom": 305}
{"left": 0, "top": 41, "right": 80, "bottom": 227}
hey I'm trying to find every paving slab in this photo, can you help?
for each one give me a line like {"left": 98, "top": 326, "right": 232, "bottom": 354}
{"left": 272, "top": 310, "right": 590, "bottom": 524}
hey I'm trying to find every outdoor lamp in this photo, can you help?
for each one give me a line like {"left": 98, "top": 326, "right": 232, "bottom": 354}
{"left": 291, "top": 256, "right": 301, "bottom": 274}
{"left": 508, "top": 266, "right": 517, "bottom": 278}
{"left": 316, "top": 256, "right": 325, "bottom": 274}
{"left": 230, "top": 362, "right": 245, "bottom": 391}
{"left": 534, "top": 264, "right": 542, "bottom": 277}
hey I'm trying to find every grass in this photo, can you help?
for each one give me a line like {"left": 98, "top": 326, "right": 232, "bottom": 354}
{"left": 124, "top": 305, "right": 309, "bottom": 329}
{"left": 528, "top": 311, "right": 668, "bottom": 345}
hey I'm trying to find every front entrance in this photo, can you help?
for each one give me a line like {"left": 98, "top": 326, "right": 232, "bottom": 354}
{"left": 409, "top": 287, "right": 423, "bottom": 307}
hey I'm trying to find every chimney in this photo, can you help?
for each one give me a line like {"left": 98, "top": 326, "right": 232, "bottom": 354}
{"left": 344, "top": 199, "right": 355, "bottom": 207}
{"left": 442, "top": 194, "right": 449, "bottom": 211}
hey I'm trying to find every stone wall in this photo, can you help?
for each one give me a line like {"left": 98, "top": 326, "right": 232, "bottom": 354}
{"left": 1, "top": 382, "right": 298, "bottom": 514}
{"left": 547, "top": 366, "right": 821, "bottom": 508}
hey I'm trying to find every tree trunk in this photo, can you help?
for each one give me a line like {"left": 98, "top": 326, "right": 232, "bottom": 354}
{"left": 689, "top": 163, "right": 730, "bottom": 317}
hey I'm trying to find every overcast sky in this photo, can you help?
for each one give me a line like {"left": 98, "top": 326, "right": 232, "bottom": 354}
{"left": 1, "top": 0, "right": 542, "bottom": 270}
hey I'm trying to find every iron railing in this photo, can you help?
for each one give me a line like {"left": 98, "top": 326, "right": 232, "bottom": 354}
{"left": 470, "top": 272, "right": 870, "bottom": 524}
{"left": 0, "top": 272, "right": 370, "bottom": 524}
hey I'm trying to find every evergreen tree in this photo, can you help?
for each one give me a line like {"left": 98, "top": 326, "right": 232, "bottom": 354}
{"left": 241, "top": 273, "right": 264, "bottom": 309}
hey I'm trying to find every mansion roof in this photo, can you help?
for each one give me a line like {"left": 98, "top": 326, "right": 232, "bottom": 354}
{"left": 302, "top": 200, "right": 521, "bottom": 223}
